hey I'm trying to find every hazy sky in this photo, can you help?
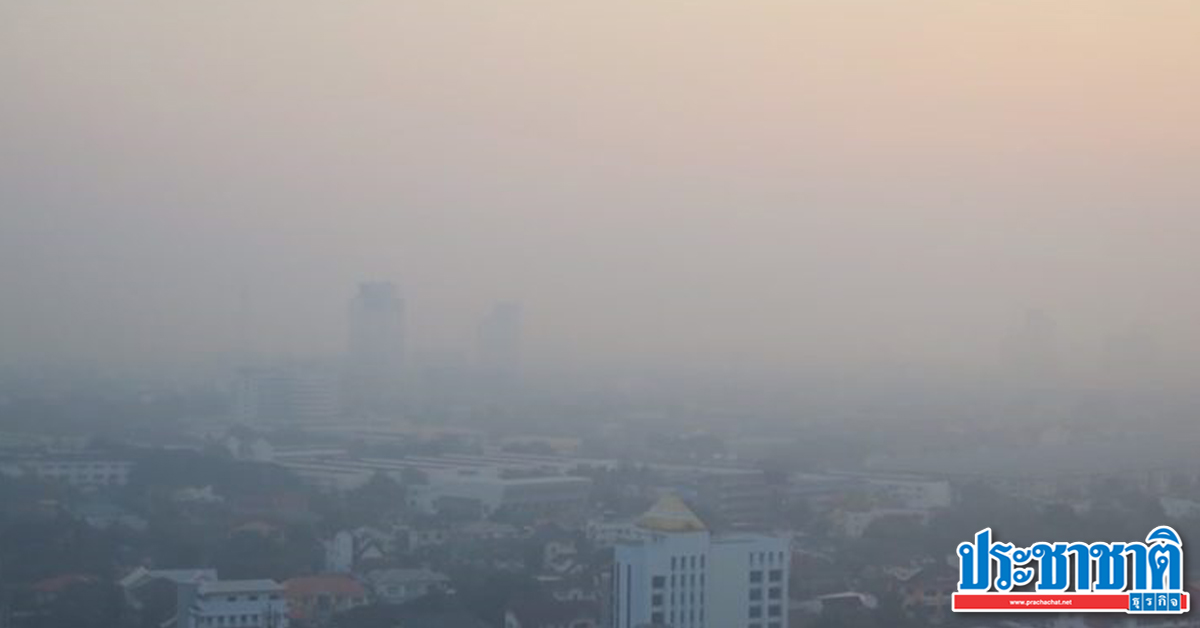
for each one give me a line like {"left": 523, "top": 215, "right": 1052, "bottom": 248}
{"left": 2, "top": 1, "right": 1199, "bottom": 378}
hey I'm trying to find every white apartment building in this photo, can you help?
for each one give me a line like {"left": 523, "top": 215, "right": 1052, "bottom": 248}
{"left": 613, "top": 496, "right": 790, "bottom": 628}
{"left": 22, "top": 455, "right": 133, "bottom": 487}
{"left": 180, "top": 579, "right": 289, "bottom": 628}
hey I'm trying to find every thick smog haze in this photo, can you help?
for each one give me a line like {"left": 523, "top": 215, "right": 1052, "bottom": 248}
{"left": 6, "top": 6, "right": 1200, "bottom": 628}
{"left": 3, "top": 0, "right": 1199, "bottom": 382}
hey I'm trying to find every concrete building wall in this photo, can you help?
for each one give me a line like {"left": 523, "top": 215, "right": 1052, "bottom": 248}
{"left": 614, "top": 524, "right": 790, "bottom": 628}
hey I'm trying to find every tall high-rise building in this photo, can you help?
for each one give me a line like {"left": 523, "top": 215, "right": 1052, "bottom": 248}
{"left": 613, "top": 496, "right": 791, "bottom": 628}
{"left": 346, "top": 281, "right": 405, "bottom": 411}
{"left": 476, "top": 301, "right": 522, "bottom": 381}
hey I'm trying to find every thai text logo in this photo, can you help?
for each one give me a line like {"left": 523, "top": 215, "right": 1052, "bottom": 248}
{"left": 952, "top": 526, "right": 1188, "bottom": 614}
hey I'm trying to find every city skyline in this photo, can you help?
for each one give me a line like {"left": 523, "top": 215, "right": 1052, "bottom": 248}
{"left": 3, "top": 3, "right": 1200, "bottom": 628}
{"left": 2, "top": 1, "right": 1199, "bottom": 383}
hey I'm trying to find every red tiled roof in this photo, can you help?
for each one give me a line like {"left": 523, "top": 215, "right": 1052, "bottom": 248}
{"left": 284, "top": 574, "right": 366, "bottom": 597}
{"left": 32, "top": 574, "right": 96, "bottom": 594}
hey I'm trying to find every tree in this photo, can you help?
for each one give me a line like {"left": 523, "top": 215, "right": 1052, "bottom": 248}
{"left": 127, "top": 578, "right": 179, "bottom": 628}
{"left": 450, "top": 572, "right": 542, "bottom": 626}
{"left": 36, "top": 582, "right": 122, "bottom": 628}
{"left": 212, "top": 528, "right": 321, "bottom": 580}
{"left": 338, "top": 472, "right": 408, "bottom": 528}
{"left": 0, "top": 519, "right": 120, "bottom": 584}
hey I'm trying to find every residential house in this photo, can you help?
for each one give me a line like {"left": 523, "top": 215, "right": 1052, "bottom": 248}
{"left": 283, "top": 575, "right": 368, "bottom": 627}
{"left": 364, "top": 568, "right": 450, "bottom": 606}
{"left": 120, "top": 567, "right": 218, "bottom": 608}
{"left": 396, "top": 524, "right": 449, "bottom": 552}
{"left": 30, "top": 574, "right": 97, "bottom": 606}
{"left": 323, "top": 529, "right": 387, "bottom": 573}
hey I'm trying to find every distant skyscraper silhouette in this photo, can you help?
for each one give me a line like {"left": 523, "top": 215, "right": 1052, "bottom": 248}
{"left": 347, "top": 281, "right": 405, "bottom": 412}
{"left": 477, "top": 301, "right": 522, "bottom": 383}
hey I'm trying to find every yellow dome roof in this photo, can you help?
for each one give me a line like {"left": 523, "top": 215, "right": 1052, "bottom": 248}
{"left": 636, "top": 495, "right": 707, "bottom": 533}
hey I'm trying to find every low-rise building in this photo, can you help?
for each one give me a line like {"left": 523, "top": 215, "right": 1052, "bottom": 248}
{"left": 323, "top": 529, "right": 388, "bottom": 574}
{"left": 121, "top": 567, "right": 218, "bottom": 594}
{"left": 234, "top": 364, "right": 340, "bottom": 424}
{"left": 30, "top": 574, "right": 98, "bottom": 606}
{"left": 858, "top": 475, "right": 952, "bottom": 511}
{"left": 454, "top": 521, "right": 525, "bottom": 543}
{"left": 69, "top": 499, "right": 148, "bottom": 531}
{"left": 13, "top": 454, "right": 134, "bottom": 488}
{"left": 397, "top": 524, "right": 450, "bottom": 552}
{"left": 121, "top": 567, "right": 218, "bottom": 619}
{"left": 586, "top": 519, "right": 647, "bottom": 547}
{"left": 831, "top": 508, "right": 930, "bottom": 539}
{"left": 179, "top": 579, "right": 289, "bottom": 628}
{"left": 364, "top": 568, "right": 450, "bottom": 606}
{"left": 883, "top": 563, "right": 958, "bottom": 623}
{"left": 283, "top": 575, "right": 368, "bottom": 626}
{"left": 409, "top": 474, "right": 592, "bottom": 518}
{"left": 659, "top": 468, "right": 775, "bottom": 529}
